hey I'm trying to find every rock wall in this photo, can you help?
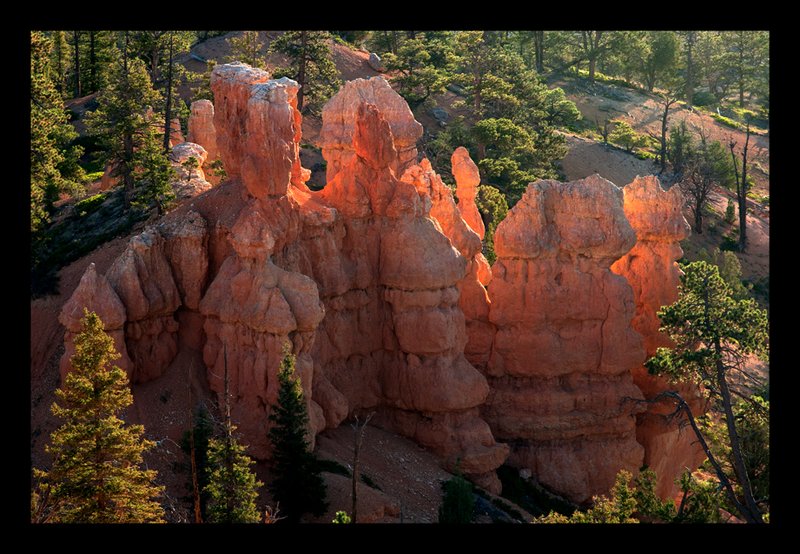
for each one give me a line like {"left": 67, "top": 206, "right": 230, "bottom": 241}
{"left": 610, "top": 175, "right": 707, "bottom": 499}
{"left": 57, "top": 64, "right": 700, "bottom": 503}
{"left": 484, "top": 176, "right": 647, "bottom": 504}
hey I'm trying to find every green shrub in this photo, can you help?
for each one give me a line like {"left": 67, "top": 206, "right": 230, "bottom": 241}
{"left": 635, "top": 150, "right": 657, "bottom": 161}
{"left": 438, "top": 474, "right": 475, "bottom": 524}
{"left": 332, "top": 510, "right": 351, "bottom": 524}
{"left": 691, "top": 90, "right": 717, "bottom": 107}
{"left": 84, "top": 171, "right": 104, "bottom": 183}
{"left": 609, "top": 120, "right": 647, "bottom": 153}
{"left": 724, "top": 199, "right": 736, "bottom": 224}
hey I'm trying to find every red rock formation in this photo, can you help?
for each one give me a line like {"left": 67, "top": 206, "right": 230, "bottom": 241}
{"left": 199, "top": 204, "right": 326, "bottom": 458}
{"left": 320, "top": 77, "right": 422, "bottom": 182}
{"left": 171, "top": 142, "right": 212, "bottom": 200}
{"left": 484, "top": 176, "right": 646, "bottom": 504}
{"left": 452, "top": 147, "right": 485, "bottom": 240}
{"left": 187, "top": 99, "right": 219, "bottom": 163}
{"left": 106, "top": 230, "right": 181, "bottom": 383}
{"left": 210, "top": 63, "right": 271, "bottom": 181}
{"left": 56, "top": 65, "right": 695, "bottom": 503}
{"left": 58, "top": 263, "right": 132, "bottom": 380}
{"left": 316, "top": 101, "right": 507, "bottom": 492}
{"left": 400, "top": 158, "right": 494, "bottom": 371}
{"left": 610, "top": 175, "right": 707, "bottom": 499}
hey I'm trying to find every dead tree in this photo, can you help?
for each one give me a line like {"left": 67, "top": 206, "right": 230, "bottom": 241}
{"left": 351, "top": 411, "right": 375, "bottom": 523}
{"left": 659, "top": 94, "right": 679, "bottom": 174}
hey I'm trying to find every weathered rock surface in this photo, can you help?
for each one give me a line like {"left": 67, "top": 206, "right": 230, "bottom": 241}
{"left": 320, "top": 77, "right": 422, "bottom": 182}
{"left": 484, "top": 176, "right": 646, "bottom": 504}
{"left": 610, "top": 175, "right": 707, "bottom": 499}
{"left": 452, "top": 147, "right": 485, "bottom": 240}
{"left": 106, "top": 230, "right": 181, "bottom": 383}
{"left": 367, "top": 52, "right": 386, "bottom": 72}
{"left": 171, "top": 142, "right": 213, "bottom": 199}
{"left": 58, "top": 263, "right": 132, "bottom": 380}
{"left": 56, "top": 64, "right": 693, "bottom": 504}
{"left": 187, "top": 99, "right": 219, "bottom": 163}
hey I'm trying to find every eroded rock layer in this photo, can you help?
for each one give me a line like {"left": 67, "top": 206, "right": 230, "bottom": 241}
{"left": 484, "top": 176, "right": 647, "bottom": 503}
{"left": 610, "top": 175, "right": 707, "bottom": 499}
{"left": 58, "top": 64, "right": 694, "bottom": 502}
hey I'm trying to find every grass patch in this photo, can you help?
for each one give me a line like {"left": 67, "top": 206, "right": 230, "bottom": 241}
{"left": 635, "top": 150, "right": 658, "bottom": 161}
{"left": 569, "top": 67, "right": 641, "bottom": 91}
{"left": 711, "top": 112, "right": 746, "bottom": 131}
{"left": 316, "top": 458, "right": 351, "bottom": 477}
{"left": 75, "top": 193, "right": 107, "bottom": 217}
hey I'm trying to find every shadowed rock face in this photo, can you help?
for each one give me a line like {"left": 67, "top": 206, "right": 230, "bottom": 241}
{"left": 484, "top": 176, "right": 647, "bottom": 504}
{"left": 58, "top": 64, "right": 701, "bottom": 502}
{"left": 610, "top": 175, "right": 707, "bottom": 500}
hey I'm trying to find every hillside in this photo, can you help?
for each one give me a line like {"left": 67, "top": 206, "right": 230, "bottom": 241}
{"left": 31, "top": 31, "right": 770, "bottom": 524}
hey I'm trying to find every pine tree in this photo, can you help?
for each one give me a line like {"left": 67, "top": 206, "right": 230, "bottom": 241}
{"left": 203, "top": 349, "right": 263, "bottom": 523}
{"left": 133, "top": 131, "right": 175, "bottom": 214}
{"left": 226, "top": 31, "right": 265, "bottom": 68}
{"left": 437, "top": 473, "right": 475, "bottom": 523}
{"left": 33, "top": 310, "right": 164, "bottom": 523}
{"left": 203, "top": 435, "right": 262, "bottom": 523}
{"left": 270, "top": 31, "right": 340, "bottom": 114}
{"left": 646, "top": 260, "right": 768, "bottom": 523}
{"left": 31, "top": 31, "right": 85, "bottom": 233}
{"left": 268, "top": 346, "right": 328, "bottom": 522}
{"left": 86, "top": 32, "right": 161, "bottom": 209}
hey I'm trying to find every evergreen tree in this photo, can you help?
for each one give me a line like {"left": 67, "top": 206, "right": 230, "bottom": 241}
{"left": 226, "top": 31, "right": 266, "bottom": 68}
{"left": 437, "top": 473, "right": 475, "bottom": 523}
{"left": 181, "top": 405, "right": 214, "bottom": 521}
{"left": 33, "top": 310, "right": 164, "bottom": 523}
{"left": 133, "top": 130, "right": 175, "bottom": 214}
{"left": 31, "top": 31, "right": 85, "bottom": 233}
{"left": 203, "top": 349, "right": 263, "bottom": 523}
{"left": 382, "top": 32, "right": 456, "bottom": 108}
{"left": 203, "top": 434, "right": 262, "bottom": 523}
{"left": 646, "top": 261, "right": 768, "bottom": 523}
{"left": 535, "top": 470, "right": 638, "bottom": 523}
{"left": 475, "top": 184, "right": 508, "bottom": 264}
{"left": 86, "top": 32, "right": 161, "bottom": 209}
{"left": 270, "top": 31, "right": 340, "bottom": 113}
{"left": 268, "top": 346, "right": 328, "bottom": 522}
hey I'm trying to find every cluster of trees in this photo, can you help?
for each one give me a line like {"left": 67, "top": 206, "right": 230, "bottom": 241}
{"left": 511, "top": 31, "right": 769, "bottom": 109}
{"left": 376, "top": 31, "right": 578, "bottom": 205}
{"left": 33, "top": 311, "right": 329, "bottom": 524}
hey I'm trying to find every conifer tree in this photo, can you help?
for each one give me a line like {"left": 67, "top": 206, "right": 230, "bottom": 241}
{"left": 31, "top": 31, "right": 85, "bottom": 233}
{"left": 226, "top": 31, "right": 266, "bottom": 68}
{"left": 86, "top": 32, "right": 161, "bottom": 209}
{"left": 268, "top": 345, "right": 328, "bottom": 522}
{"left": 203, "top": 349, "right": 263, "bottom": 523}
{"left": 33, "top": 310, "right": 164, "bottom": 523}
{"left": 270, "top": 31, "right": 340, "bottom": 113}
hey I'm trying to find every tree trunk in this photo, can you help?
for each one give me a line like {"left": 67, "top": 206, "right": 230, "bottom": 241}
{"left": 122, "top": 133, "right": 134, "bottom": 209}
{"left": 738, "top": 122, "right": 750, "bottom": 251}
{"left": 163, "top": 32, "right": 174, "bottom": 154}
{"left": 693, "top": 204, "right": 702, "bottom": 234}
{"left": 296, "top": 31, "right": 307, "bottom": 111}
{"left": 588, "top": 55, "right": 596, "bottom": 82}
{"left": 660, "top": 98, "right": 674, "bottom": 174}
{"left": 685, "top": 32, "right": 695, "bottom": 106}
{"left": 88, "top": 31, "right": 96, "bottom": 93}
{"left": 72, "top": 30, "right": 81, "bottom": 97}
{"left": 714, "top": 338, "right": 763, "bottom": 523}
{"left": 351, "top": 412, "right": 374, "bottom": 524}
{"left": 54, "top": 31, "right": 65, "bottom": 95}
{"left": 534, "top": 31, "right": 544, "bottom": 72}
